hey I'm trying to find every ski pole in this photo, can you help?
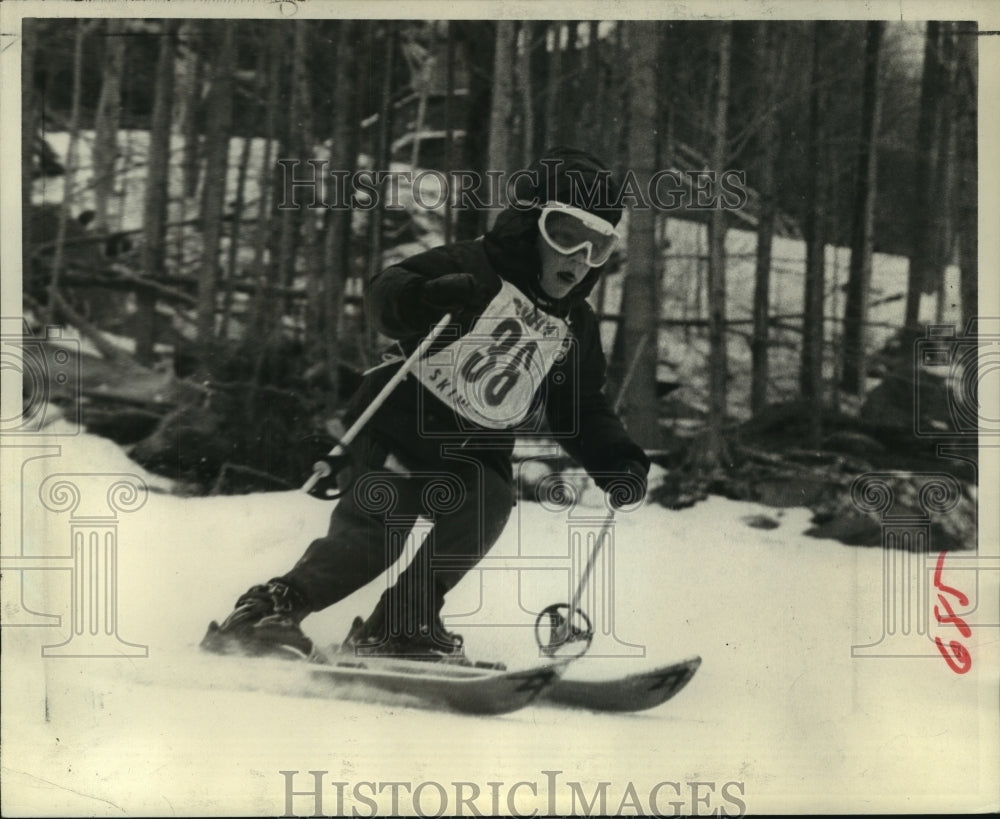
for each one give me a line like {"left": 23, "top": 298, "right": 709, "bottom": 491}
{"left": 302, "top": 312, "right": 453, "bottom": 497}
{"left": 565, "top": 508, "right": 616, "bottom": 635}
{"left": 536, "top": 508, "right": 616, "bottom": 656}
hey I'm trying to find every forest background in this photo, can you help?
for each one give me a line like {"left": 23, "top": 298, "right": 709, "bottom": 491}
{"left": 18, "top": 17, "right": 981, "bottom": 549}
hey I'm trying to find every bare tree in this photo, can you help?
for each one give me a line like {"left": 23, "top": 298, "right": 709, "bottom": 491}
{"left": 44, "top": 19, "right": 86, "bottom": 327}
{"left": 931, "top": 24, "right": 957, "bottom": 324}
{"left": 291, "top": 22, "right": 323, "bottom": 356}
{"left": 137, "top": 20, "right": 179, "bottom": 364}
{"left": 486, "top": 20, "right": 517, "bottom": 227}
{"left": 801, "top": 22, "right": 830, "bottom": 443}
{"left": 545, "top": 23, "right": 563, "bottom": 146}
{"left": 443, "top": 21, "right": 456, "bottom": 245}
{"left": 750, "top": 22, "right": 783, "bottom": 416}
{"left": 518, "top": 21, "right": 537, "bottom": 165}
{"left": 21, "top": 20, "right": 38, "bottom": 298}
{"left": 954, "top": 22, "right": 977, "bottom": 327}
{"left": 704, "top": 23, "right": 733, "bottom": 463}
{"left": 196, "top": 21, "right": 235, "bottom": 378}
{"left": 582, "top": 21, "right": 601, "bottom": 148}
{"left": 841, "top": 22, "right": 884, "bottom": 398}
{"left": 621, "top": 22, "right": 661, "bottom": 447}
{"left": 248, "top": 26, "right": 281, "bottom": 339}
{"left": 323, "top": 19, "right": 360, "bottom": 402}
{"left": 904, "top": 22, "right": 942, "bottom": 330}
{"left": 365, "top": 22, "right": 396, "bottom": 361}
{"left": 177, "top": 21, "right": 205, "bottom": 201}
{"left": 92, "top": 19, "right": 126, "bottom": 234}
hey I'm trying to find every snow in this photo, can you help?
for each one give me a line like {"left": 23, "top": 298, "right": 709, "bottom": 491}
{"left": 2, "top": 420, "right": 997, "bottom": 816}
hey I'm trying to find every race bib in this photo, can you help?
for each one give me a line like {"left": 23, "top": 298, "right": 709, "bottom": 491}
{"left": 415, "top": 279, "right": 570, "bottom": 429}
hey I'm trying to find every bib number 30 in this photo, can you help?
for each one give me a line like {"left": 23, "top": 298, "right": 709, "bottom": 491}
{"left": 459, "top": 318, "right": 540, "bottom": 407}
{"left": 416, "top": 279, "right": 569, "bottom": 429}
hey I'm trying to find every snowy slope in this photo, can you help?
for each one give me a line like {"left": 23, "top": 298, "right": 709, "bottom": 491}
{"left": 2, "top": 422, "right": 997, "bottom": 817}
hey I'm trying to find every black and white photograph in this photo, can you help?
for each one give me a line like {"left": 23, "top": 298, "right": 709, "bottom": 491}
{"left": 1, "top": 1, "right": 998, "bottom": 815}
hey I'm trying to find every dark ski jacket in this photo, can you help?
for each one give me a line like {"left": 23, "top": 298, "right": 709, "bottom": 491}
{"left": 345, "top": 222, "right": 649, "bottom": 489}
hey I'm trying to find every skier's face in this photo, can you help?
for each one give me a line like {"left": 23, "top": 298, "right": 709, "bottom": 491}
{"left": 537, "top": 234, "right": 590, "bottom": 299}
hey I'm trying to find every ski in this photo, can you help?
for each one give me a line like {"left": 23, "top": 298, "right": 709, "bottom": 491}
{"left": 539, "top": 655, "right": 701, "bottom": 712}
{"left": 306, "top": 653, "right": 571, "bottom": 715}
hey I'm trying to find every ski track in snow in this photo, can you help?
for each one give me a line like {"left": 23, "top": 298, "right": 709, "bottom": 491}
{"left": 2, "top": 423, "right": 996, "bottom": 817}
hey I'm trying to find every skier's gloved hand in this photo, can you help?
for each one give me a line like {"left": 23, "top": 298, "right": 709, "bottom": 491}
{"left": 605, "top": 459, "right": 649, "bottom": 510}
{"left": 419, "top": 273, "right": 493, "bottom": 318}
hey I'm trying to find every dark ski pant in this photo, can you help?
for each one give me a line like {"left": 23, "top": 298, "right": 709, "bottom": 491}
{"left": 280, "top": 439, "right": 513, "bottom": 629}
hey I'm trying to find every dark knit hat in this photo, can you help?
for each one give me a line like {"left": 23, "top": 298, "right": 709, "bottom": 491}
{"left": 511, "top": 146, "right": 623, "bottom": 227}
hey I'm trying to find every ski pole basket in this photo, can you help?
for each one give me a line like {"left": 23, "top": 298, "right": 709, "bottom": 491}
{"left": 534, "top": 603, "right": 594, "bottom": 658}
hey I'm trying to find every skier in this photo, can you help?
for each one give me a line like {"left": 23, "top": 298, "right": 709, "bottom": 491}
{"left": 202, "top": 147, "right": 651, "bottom": 661}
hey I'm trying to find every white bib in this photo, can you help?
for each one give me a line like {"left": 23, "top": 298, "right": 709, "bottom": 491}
{"left": 414, "top": 279, "right": 570, "bottom": 429}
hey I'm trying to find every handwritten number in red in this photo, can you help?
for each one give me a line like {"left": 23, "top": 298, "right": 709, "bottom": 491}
{"left": 933, "top": 551, "right": 972, "bottom": 674}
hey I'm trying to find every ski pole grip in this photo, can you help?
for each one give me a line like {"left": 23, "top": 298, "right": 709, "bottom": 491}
{"left": 303, "top": 446, "right": 353, "bottom": 498}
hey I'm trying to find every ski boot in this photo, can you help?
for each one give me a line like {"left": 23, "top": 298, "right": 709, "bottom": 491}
{"left": 201, "top": 579, "right": 314, "bottom": 660}
{"left": 340, "top": 594, "right": 465, "bottom": 663}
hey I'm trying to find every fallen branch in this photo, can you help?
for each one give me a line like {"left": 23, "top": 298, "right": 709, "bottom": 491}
{"left": 107, "top": 262, "right": 198, "bottom": 306}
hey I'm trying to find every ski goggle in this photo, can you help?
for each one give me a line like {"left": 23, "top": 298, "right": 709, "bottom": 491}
{"left": 538, "top": 203, "right": 620, "bottom": 267}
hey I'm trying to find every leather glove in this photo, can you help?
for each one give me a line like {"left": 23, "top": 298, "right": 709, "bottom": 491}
{"left": 605, "top": 459, "right": 649, "bottom": 510}
{"left": 419, "top": 273, "right": 494, "bottom": 317}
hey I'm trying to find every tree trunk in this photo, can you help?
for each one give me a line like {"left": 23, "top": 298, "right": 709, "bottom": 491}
{"left": 443, "top": 21, "right": 456, "bottom": 245}
{"left": 750, "top": 22, "right": 780, "bottom": 417}
{"left": 92, "top": 18, "right": 125, "bottom": 234}
{"left": 518, "top": 21, "right": 536, "bottom": 166}
{"left": 584, "top": 21, "right": 601, "bottom": 149}
{"left": 621, "top": 22, "right": 661, "bottom": 448}
{"left": 178, "top": 21, "right": 204, "bottom": 201}
{"left": 21, "top": 20, "right": 38, "bottom": 299}
{"left": 324, "top": 19, "right": 360, "bottom": 403}
{"left": 904, "top": 21, "right": 941, "bottom": 329}
{"left": 604, "top": 21, "right": 629, "bottom": 390}
{"left": 530, "top": 21, "right": 549, "bottom": 156}
{"left": 841, "top": 21, "right": 884, "bottom": 398}
{"left": 138, "top": 20, "right": 179, "bottom": 365}
{"left": 272, "top": 28, "right": 297, "bottom": 326}
{"left": 486, "top": 20, "right": 517, "bottom": 227}
{"left": 291, "top": 22, "right": 322, "bottom": 357}
{"left": 801, "top": 22, "right": 829, "bottom": 443}
{"left": 546, "top": 23, "right": 563, "bottom": 146}
{"left": 221, "top": 119, "right": 253, "bottom": 342}
{"left": 954, "top": 21, "right": 977, "bottom": 327}
{"left": 454, "top": 22, "right": 494, "bottom": 240}
{"left": 45, "top": 19, "right": 86, "bottom": 327}
{"left": 705, "top": 23, "right": 733, "bottom": 464}
{"left": 931, "top": 24, "right": 957, "bottom": 322}
{"left": 365, "top": 22, "right": 395, "bottom": 361}
{"left": 249, "top": 28, "right": 280, "bottom": 339}
{"left": 196, "top": 21, "right": 235, "bottom": 378}
{"left": 410, "top": 48, "right": 430, "bottom": 171}
{"left": 559, "top": 23, "right": 581, "bottom": 146}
